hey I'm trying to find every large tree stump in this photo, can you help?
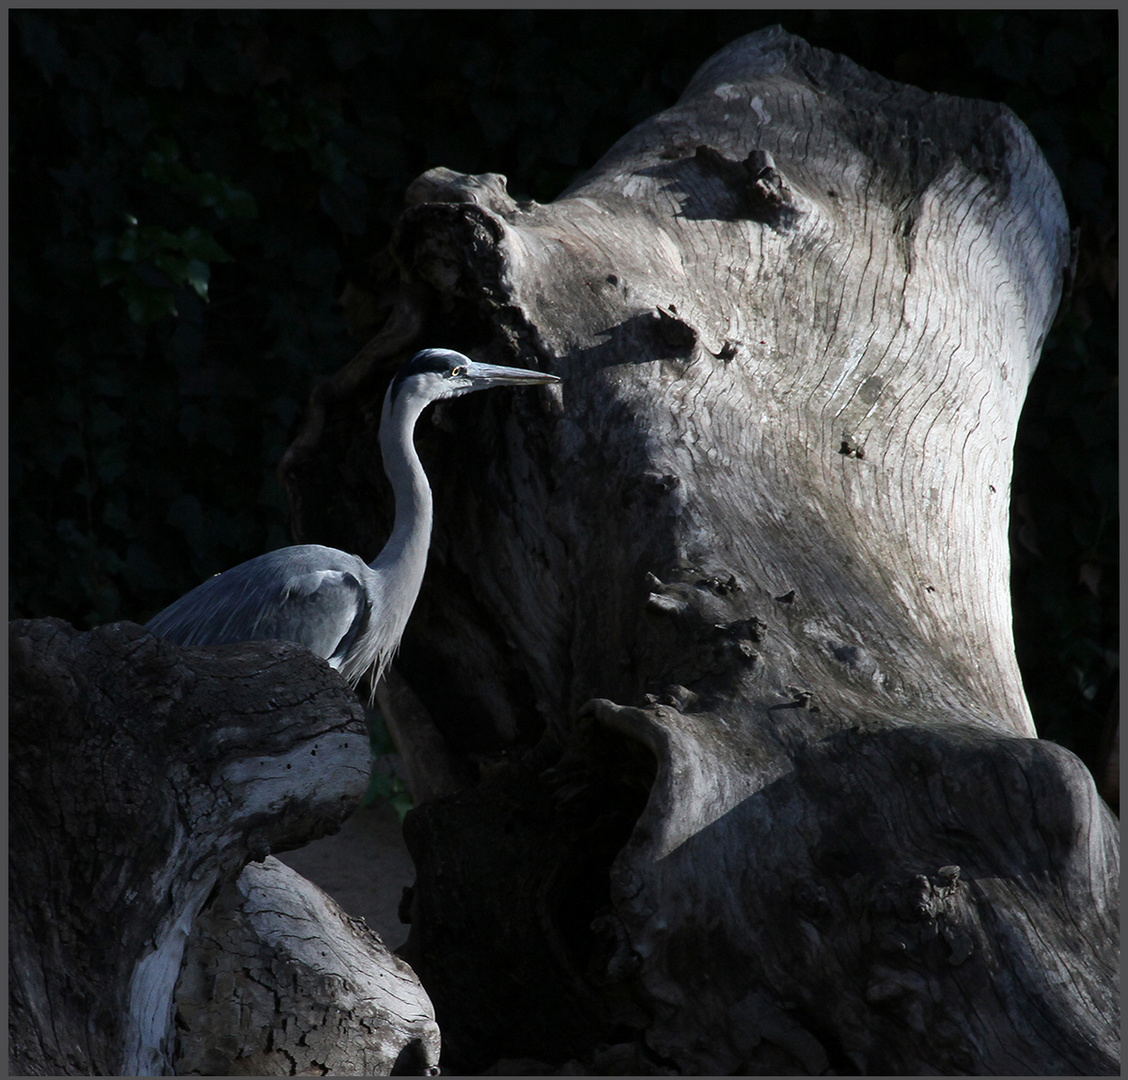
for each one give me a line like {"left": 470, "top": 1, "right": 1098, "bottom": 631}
{"left": 281, "top": 27, "right": 1117, "bottom": 1075}
{"left": 8, "top": 617, "right": 437, "bottom": 1076}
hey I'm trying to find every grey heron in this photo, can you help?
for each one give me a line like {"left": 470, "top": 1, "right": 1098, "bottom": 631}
{"left": 145, "top": 348, "right": 560, "bottom": 695}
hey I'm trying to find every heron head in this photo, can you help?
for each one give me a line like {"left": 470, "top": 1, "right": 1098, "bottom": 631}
{"left": 391, "top": 348, "right": 561, "bottom": 407}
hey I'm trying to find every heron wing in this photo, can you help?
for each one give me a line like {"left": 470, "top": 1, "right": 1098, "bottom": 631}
{"left": 145, "top": 551, "right": 371, "bottom": 670}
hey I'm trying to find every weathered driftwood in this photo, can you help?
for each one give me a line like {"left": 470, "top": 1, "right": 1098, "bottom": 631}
{"left": 281, "top": 26, "right": 1118, "bottom": 1075}
{"left": 174, "top": 856, "right": 440, "bottom": 1076}
{"left": 7, "top": 617, "right": 382, "bottom": 1075}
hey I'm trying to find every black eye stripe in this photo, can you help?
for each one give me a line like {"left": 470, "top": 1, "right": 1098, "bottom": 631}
{"left": 390, "top": 349, "right": 471, "bottom": 401}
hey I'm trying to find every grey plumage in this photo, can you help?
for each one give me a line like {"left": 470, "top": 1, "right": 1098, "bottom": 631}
{"left": 145, "top": 349, "right": 560, "bottom": 695}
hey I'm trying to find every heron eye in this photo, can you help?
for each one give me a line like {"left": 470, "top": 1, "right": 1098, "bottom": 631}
{"left": 451, "top": 365, "right": 467, "bottom": 377}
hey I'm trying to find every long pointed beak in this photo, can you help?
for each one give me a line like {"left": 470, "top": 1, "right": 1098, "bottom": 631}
{"left": 465, "top": 360, "right": 561, "bottom": 389}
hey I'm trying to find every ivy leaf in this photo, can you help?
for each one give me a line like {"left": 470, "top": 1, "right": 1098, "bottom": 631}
{"left": 123, "top": 279, "right": 177, "bottom": 325}
{"left": 176, "top": 226, "right": 231, "bottom": 263}
{"left": 153, "top": 253, "right": 189, "bottom": 282}
{"left": 143, "top": 138, "right": 258, "bottom": 219}
{"left": 192, "top": 173, "right": 258, "bottom": 219}
{"left": 185, "top": 259, "right": 210, "bottom": 301}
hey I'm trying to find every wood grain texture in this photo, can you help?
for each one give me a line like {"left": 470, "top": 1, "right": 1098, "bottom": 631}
{"left": 8, "top": 618, "right": 370, "bottom": 1076}
{"left": 174, "top": 857, "right": 439, "bottom": 1076}
{"left": 284, "top": 27, "right": 1115, "bottom": 1076}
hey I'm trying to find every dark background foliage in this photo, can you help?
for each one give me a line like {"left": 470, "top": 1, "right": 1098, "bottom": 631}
{"left": 10, "top": 11, "right": 1117, "bottom": 784}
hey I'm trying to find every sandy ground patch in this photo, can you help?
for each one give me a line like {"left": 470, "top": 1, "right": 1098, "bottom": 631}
{"left": 276, "top": 797, "right": 415, "bottom": 951}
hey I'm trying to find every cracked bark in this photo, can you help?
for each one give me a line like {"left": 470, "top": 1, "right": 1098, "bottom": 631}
{"left": 174, "top": 857, "right": 439, "bottom": 1076}
{"left": 8, "top": 617, "right": 437, "bottom": 1076}
{"left": 281, "top": 28, "right": 1117, "bottom": 1075}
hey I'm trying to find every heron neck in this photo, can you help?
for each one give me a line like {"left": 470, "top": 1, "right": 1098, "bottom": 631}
{"left": 373, "top": 393, "right": 434, "bottom": 586}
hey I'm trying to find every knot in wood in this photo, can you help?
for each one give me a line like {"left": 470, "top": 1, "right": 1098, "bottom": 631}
{"left": 768, "top": 687, "right": 817, "bottom": 712}
{"left": 731, "top": 639, "right": 760, "bottom": 665}
{"left": 908, "top": 874, "right": 938, "bottom": 920}
{"left": 935, "top": 865, "right": 961, "bottom": 890}
{"left": 721, "top": 616, "right": 767, "bottom": 642}
{"left": 654, "top": 305, "right": 698, "bottom": 355}
{"left": 744, "top": 150, "right": 790, "bottom": 209}
{"left": 644, "top": 471, "right": 680, "bottom": 496}
{"left": 712, "top": 339, "right": 740, "bottom": 362}
{"left": 697, "top": 572, "right": 742, "bottom": 596}
{"left": 792, "top": 880, "right": 831, "bottom": 920}
{"left": 645, "top": 590, "right": 688, "bottom": 617}
{"left": 623, "top": 471, "right": 680, "bottom": 508}
{"left": 648, "top": 684, "right": 698, "bottom": 711}
{"left": 693, "top": 145, "right": 799, "bottom": 228}
{"left": 643, "top": 573, "right": 697, "bottom": 619}
{"left": 882, "top": 871, "right": 961, "bottom": 924}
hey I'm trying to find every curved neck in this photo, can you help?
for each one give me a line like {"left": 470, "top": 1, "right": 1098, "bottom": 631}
{"left": 373, "top": 390, "right": 434, "bottom": 594}
{"left": 333, "top": 387, "right": 435, "bottom": 694}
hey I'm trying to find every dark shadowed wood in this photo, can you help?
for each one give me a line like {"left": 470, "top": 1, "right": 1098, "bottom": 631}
{"left": 282, "top": 27, "right": 1117, "bottom": 1075}
{"left": 6, "top": 617, "right": 391, "bottom": 1075}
